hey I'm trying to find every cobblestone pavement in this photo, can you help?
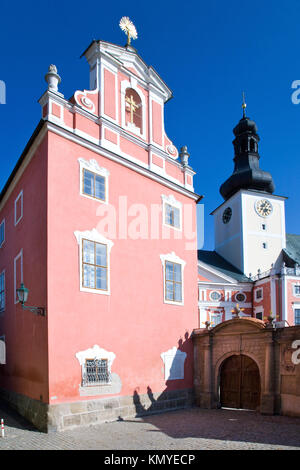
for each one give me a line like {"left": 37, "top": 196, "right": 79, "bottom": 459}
{"left": 0, "top": 402, "right": 299, "bottom": 450}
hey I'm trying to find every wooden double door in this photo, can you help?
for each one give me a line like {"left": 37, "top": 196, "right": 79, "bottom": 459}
{"left": 220, "top": 354, "right": 261, "bottom": 410}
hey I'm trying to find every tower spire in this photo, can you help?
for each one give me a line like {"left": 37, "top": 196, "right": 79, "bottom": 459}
{"left": 219, "top": 102, "right": 275, "bottom": 200}
{"left": 242, "top": 91, "right": 247, "bottom": 118}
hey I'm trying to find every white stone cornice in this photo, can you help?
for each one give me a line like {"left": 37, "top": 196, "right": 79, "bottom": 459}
{"left": 45, "top": 121, "right": 199, "bottom": 201}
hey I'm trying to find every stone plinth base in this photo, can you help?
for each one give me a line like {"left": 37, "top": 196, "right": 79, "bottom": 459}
{"left": 0, "top": 387, "right": 194, "bottom": 432}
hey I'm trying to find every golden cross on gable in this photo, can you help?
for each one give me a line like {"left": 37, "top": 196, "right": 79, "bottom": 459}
{"left": 125, "top": 94, "right": 138, "bottom": 123}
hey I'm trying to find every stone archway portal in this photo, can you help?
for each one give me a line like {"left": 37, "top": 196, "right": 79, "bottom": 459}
{"left": 220, "top": 354, "right": 260, "bottom": 410}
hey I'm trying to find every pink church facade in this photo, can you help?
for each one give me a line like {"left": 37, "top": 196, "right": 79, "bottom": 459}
{"left": 0, "top": 41, "right": 201, "bottom": 431}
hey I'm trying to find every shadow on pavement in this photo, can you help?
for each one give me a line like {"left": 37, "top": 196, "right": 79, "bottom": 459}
{"left": 130, "top": 394, "right": 300, "bottom": 448}
{"left": 0, "top": 400, "right": 38, "bottom": 432}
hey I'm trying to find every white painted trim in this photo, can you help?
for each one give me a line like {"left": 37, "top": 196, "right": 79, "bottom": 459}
{"left": 14, "top": 190, "right": 23, "bottom": 226}
{"left": 160, "top": 347, "right": 186, "bottom": 380}
{"left": 254, "top": 306, "right": 264, "bottom": 320}
{"left": 198, "top": 301, "right": 252, "bottom": 309}
{"left": 74, "top": 228, "right": 113, "bottom": 296}
{"left": 75, "top": 344, "right": 116, "bottom": 367}
{"left": 46, "top": 122, "right": 198, "bottom": 200}
{"left": 75, "top": 344, "right": 116, "bottom": 386}
{"left": 160, "top": 252, "right": 186, "bottom": 306}
{"left": 209, "top": 290, "right": 222, "bottom": 302}
{"left": 14, "top": 249, "right": 23, "bottom": 304}
{"left": 197, "top": 260, "right": 242, "bottom": 284}
{"left": 254, "top": 287, "right": 263, "bottom": 302}
{"left": 209, "top": 311, "right": 223, "bottom": 326}
{"left": 234, "top": 291, "right": 246, "bottom": 303}
{"left": 74, "top": 88, "right": 98, "bottom": 114}
{"left": 292, "top": 303, "right": 300, "bottom": 324}
{"left": 78, "top": 158, "right": 110, "bottom": 204}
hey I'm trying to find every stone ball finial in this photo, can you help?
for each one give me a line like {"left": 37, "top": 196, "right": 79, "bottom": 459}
{"left": 179, "top": 146, "right": 190, "bottom": 167}
{"left": 45, "top": 64, "right": 61, "bottom": 92}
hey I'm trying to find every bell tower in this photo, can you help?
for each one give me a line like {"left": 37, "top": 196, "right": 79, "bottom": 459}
{"left": 212, "top": 97, "right": 286, "bottom": 276}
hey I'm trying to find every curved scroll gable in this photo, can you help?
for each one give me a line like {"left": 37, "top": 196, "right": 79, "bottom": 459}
{"left": 74, "top": 88, "right": 99, "bottom": 115}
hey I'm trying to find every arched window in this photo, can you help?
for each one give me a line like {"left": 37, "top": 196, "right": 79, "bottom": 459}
{"left": 250, "top": 139, "right": 256, "bottom": 152}
{"left": 125, "top": 88, "right": 142, "bottom": 134}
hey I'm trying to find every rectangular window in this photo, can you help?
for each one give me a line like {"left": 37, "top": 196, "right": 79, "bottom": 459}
{"left": 165, "top": 203, "right": 180, "bottom": 229}
{"left": 294, "top": 285, "right": 300, "bottom": 296}
{"left": 165, "top": 261, "right": 182, "bottom": 302}
{"left": 256, "top": 312, "right": 263, "bottom": 320}
{"left": 83, "top": 358, "right": 110, "bottom": 386}
{"left": 295, "top": 309, "right": 300, "bottom": 325}
{"left": 83, "top": 169, "right": 105, "bottom": 201}
{"left": 82, "top": 239, "right": 107, "bottom": 291}
{"left": 255, "top": 288, "right": 263, "bottom": 300}
{"left": 0, "top": 271, "right": 5, "bottom": 312}
{"left": 0, "top": 219, "right": 4, "bottom": 248}
{"left": 210, "top": 313, "right": 222, "bottom": 326}
{"left": 14, "top": 190, "right": 23, "bottom": 225}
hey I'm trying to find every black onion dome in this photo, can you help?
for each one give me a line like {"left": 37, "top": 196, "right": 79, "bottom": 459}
{"left": 219, "top": 111, "right": 275, "bottom": 200}
{"left": 233, "top": 116, "right": 258, "bottom": 137}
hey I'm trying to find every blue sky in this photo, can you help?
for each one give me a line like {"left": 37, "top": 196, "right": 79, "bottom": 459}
{"left": 1, "top": 0, "right": 300, "bottom": 250}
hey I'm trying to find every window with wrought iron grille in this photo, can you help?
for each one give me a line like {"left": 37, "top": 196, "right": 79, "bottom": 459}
{"left": 82, "top": 358, "right": 111, "bottom": 386}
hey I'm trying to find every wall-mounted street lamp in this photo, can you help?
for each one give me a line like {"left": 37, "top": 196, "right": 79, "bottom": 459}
{"left": 16, "top": 283, "right": 46, "bottom": 317}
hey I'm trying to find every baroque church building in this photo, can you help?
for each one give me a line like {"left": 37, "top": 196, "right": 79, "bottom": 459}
{"left": 0, "top": 21, "right": 299, "bottom": 430}
{"left": 198, "top": 104, "right": 300, "bottom": 329}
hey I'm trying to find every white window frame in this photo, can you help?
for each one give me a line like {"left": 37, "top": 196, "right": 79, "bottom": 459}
{"left": 14, "top": 190, "right": 23, "bottom": 226}
{"left": 293, "top": 284, "right": 300, "bottom": 297}
{"left": 75, "top": 345, "right": 116, "bottom": 388}
{"left": 254, "top": 287, "right": 263, "bottom": 302}
{"left": 0, "top": 270, "right": 5, "bottom": 313}
{"left": 256, "top": 311, "right": 263, "bottom": 321}
{"left": 235, "top": 291, "right": 246, "bottom": 303}
{"left": 160, "top": 252, "right": 186, "bottom": 306}
{"left": 0, "top": 219, "right": 5, "bottom": 248}
{"left": 161, "top": 194, "right": 182, "bottom": 232}
{"left": 14, "top": 249, "right": 23, "bottom": 304}
{"left": 209, "top": 290, "right": 222, "bottom": 302}
{"left": 74, "top": 228, "right": 113, "bottom": 296}
{"left": 293, "top": 302, "right": 300, "bottom": 325}
{"left": 78, "top": 158, "right": 109, "bottom": 204}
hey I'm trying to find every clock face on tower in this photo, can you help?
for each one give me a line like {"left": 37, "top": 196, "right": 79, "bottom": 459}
{"left": 222, "top": 207, "right": 232, "bottom": 224}
{"left": 255, "top": 199, "right": 273, "bottom": 218}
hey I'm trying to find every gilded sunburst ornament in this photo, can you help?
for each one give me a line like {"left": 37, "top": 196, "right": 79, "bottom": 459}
{"left": 119, "top": 17, "right": 138, "bottom": 45}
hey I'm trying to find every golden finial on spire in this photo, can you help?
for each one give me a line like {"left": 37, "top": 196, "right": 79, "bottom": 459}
{"left": 119, "top": 17, "right": 138, "bottom": 46}
{"left": 242, "top": 91, "right": 247, "bottom": 118}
